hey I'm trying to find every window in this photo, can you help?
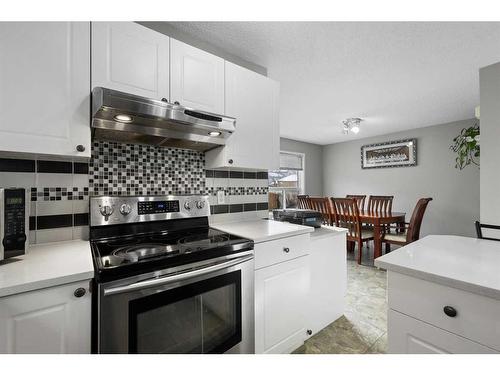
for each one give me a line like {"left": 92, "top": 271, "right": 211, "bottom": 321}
{"left": 268, "top": 151, "right": 304, "bottom": 210}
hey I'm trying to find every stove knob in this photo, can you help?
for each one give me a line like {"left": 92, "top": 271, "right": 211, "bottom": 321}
{"left": 120, "top": 204, "right": 132, "bottom": 216}
{"left": 196, "top": 201, "right": 205, "bottom": 210}
{"left": 184, "top": 201, "right": 192, "bottom": 210}
{"left": 99, "top": 205, "right": 114, "bottom": 221}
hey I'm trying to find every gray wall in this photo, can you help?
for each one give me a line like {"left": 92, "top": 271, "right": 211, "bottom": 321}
{"left": 479, "top": 62, "right": 500, "bottom": 228}
{"left": 280, "top": 137, "right": 323, "bottom": 196}
{"left": 322, "top": 119, "right": 479, "bottom": 237}
{"left": 137, "top": 22, "right": 267, "bottom": 76}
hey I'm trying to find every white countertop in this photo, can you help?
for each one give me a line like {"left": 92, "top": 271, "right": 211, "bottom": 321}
{"left": 0, "top": 240, "right": 94, "bottom": 298}
{"left": 310, "top": 226, "right": 348, "bottom": 240}
{"left": 375, "top": 235, "right": 500, "bottom": 300}
{"left": 212, "top": 219, "right": 314, "bottom": 243}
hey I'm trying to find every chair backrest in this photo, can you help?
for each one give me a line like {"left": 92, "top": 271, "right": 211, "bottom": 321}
{"left": 367, "top": 195, "right": 394, "bottom": 215}
{"left": 346, "top": 194, "right": 366, "bottom": 211}
{"left": 331, "top": 198, "right": 362, "bottom": 239}
{"left": 308, "top": 197, "right": 332, "bottom": 225}
{"left": 475, "top": 221, "right": 500, "bottom": 242}
{"left": 297, "top": 195, "right": 310, "bottom": 209}
{"left": 406, "top": 198, "right": 433, "bottom": 243}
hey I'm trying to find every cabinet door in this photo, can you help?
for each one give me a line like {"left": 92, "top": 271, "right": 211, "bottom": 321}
{"left": 255, "top": 255, "right": 309, "bottom": 354}
{"left": 92, "top": 22, "right": 170, "bottom": 100}
{"left": 170, "top": 39, "right": 224, "bottom": 113}
{"left": 0, "top": 280, "right": 91, "bottom": 354}
{"left": 206, "top": 62, "right": 279, "bottom": 170}
{"left": 388, "top": 310, "right": 497, "bottom": 354}
{"left": 0, "top": 22, "right": 90, "bottom": 158}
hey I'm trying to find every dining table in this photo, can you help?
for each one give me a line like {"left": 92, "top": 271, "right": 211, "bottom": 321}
{"left": 358, "top": 210, "right": 406, "bottom": 259}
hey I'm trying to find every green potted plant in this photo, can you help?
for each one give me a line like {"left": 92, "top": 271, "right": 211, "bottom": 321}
{"left": 450, "top": 122, "right": 480, "bottom": 170}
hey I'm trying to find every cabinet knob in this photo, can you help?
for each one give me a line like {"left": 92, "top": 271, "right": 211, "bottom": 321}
{"left": 228, "top": 159, "right": 234, "bottom": 165}
{"left": 74, "top": 287, "right": 86, "bottom": 298}
{"left": 76, "top": 145, "right": 85, "bottom": 152}
{"left": 306, "top": 329, "right": 313, "bottom": 336}
{"left": 161, "top": 98, "right": 169, "bottom": 103}
{"left": 283, "top": 247, "right": 290, "bottom": 253}
{"left": 443, "top": 305, "right": 457, "bottom": 317}
{"left": 174, "top": 101, "right": 180, "bottom": 105}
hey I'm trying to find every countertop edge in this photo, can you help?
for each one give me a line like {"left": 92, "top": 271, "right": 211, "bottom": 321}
{"left": 375, "top": 259, "right": 500, "bottom": 301}
{"left": 251, "top": 227, "right": 314, "bottom": 244}
{"left": 0, "top": 270, "right": 94, "bottom": 298}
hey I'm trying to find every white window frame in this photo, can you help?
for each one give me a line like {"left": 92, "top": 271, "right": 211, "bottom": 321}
{"left": 269, "top": 150, "right": 305, "bottom": 209}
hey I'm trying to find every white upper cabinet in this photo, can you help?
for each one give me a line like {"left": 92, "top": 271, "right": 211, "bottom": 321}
{"left": 0, "top": 22, "right": 91, "bottom": 158}
{"left": 205, "top": 62, "right": 280, "bottom": 170}
{"left": 92, "top": 22, "right": 170, "bottom": 100}
{"left": 170, "top": 39, "right": 224, "bottom": 113}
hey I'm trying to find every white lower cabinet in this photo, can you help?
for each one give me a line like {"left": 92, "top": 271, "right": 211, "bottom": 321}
{"left": 388, "top": 310, "right": 497, "bottom": 354}
{"left": 254, "top": 234, "right": 310, "bottom": 354}
{"left": 0, "top": 280, "right": 91, "bottom": 354}
{"left": 386, "top": 271, "right": 500, "bottom": 354}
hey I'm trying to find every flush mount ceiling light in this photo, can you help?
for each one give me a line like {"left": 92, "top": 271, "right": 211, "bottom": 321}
{"left": 113, "top": 114, "right": 133, "bottom": 123}
{"left": 208, "top": 131, "right": 221, "bottom": 137}
{"left": 342, "top": 118, "right": 363, "bottom": 135}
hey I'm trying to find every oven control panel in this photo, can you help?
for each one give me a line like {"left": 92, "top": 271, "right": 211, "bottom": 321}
{"left": 138, "top": 200, "right": 180, "bottom": 215}
{"left": 90, "top": 195, "right": 210, "bottom": 226}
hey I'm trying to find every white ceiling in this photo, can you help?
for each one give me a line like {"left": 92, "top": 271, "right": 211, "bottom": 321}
{"left": 166, "top": 22, "right": 500, "bottom": 145}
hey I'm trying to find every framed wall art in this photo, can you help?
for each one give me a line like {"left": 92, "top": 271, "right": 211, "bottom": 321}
{"left": 361, "top": 138, "right": 417, "bottom": 169}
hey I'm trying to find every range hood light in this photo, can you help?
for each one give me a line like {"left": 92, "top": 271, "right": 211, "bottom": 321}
{"left": 113, "top": 114, "right": 133, "bottom": 123}
{"left": 351, "top": 125, "right": 360, "bottom": 134}
{"left": 208, "top": 131, "right": 221, "bottom": 137}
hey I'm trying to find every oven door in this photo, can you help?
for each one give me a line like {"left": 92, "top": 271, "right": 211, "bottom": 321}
{"left": 97, "top": 251, "right": 254, "bottom": 354}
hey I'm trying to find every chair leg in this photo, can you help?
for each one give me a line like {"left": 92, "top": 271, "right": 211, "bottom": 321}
{"left": 357, "top": 239, "right": 363, "bottom": 264}
{"left": 385, "top": 242, "right": 391, "bottom": 254}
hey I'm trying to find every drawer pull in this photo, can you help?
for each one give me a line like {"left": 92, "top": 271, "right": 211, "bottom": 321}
{"left": 443, "top": 305, "right": 457, "bottom": 317}
{"left": 283, "top": 247, "right": 290, "bottom": 253}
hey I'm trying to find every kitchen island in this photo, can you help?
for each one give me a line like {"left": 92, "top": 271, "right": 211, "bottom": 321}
{"left": 375, "top": 235, "right": 500, "bottom": 353}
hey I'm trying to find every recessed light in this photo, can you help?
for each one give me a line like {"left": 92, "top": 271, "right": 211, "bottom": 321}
{"left": 114, "top": 114, "right": 133, "bottom": 123}
{"left": 208, "top": 131, "right": 221, "bottom": 137}
{"left": 351, "top": 126, "right": 360, "bottom": 134}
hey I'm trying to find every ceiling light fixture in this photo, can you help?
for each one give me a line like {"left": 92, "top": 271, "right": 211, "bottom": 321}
{"left": 342, "top": 118, "right": 363, "bottom": 135}
{"left": 208, "top": 131, "right": 221, "bottom": 137}
{"left": 113, "top": 114, "right": 133, "bottom": 123}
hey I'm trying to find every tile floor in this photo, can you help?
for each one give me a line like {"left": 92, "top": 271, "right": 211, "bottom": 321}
{"left": 294, "top": 247, "right": 388, "bottom": 354}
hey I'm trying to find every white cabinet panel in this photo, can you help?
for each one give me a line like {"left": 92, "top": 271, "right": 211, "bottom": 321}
{"left": 308, "top": 232, "right": 346, "bottom": 335}
{"left": 388, "top": 310, "right": 497, "bottom": 354}
{"left": 92, "top": 22, "right": 169, "bottom": 100}
{"left": 170, "top": 39, "right": 224, "bottom": 113}
{"left": 0, "top": 22, "right": 90, "bottom": 158}
{"left": 0, "top": 280, "right": 91, "bottom": 354}
{"left": 254, "top": 234, "right": 309, "bottom": 270}
{"left": 205, "top": 62, "right": 280, "bottom": 170}
{"left": 255, "top": 255, "right": 309, "bottom": 354}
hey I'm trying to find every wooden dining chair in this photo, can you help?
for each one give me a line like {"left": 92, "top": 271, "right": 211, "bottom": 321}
{"left": 346, "top": 194, "right": 366, "bottom": 212}
{"left": 331, "top": 198, "right": 374, "bottom": 264}
{"left": 475, "top": 221, "right": 500, "bottom": 242}
{"left": 382, "top": 198, "right": 433, "bottom": 252}
{"left": 297, "top": 195, "right": 310, "bottom": 209}
{"left": 367, "top": 195, "right": 394, "bottom": 214}
{"left": 308, "top": 197, "right": 333, "bottom": 225}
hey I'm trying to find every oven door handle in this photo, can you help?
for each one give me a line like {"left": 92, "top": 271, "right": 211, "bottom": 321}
{"left": 103, "top": 253, "right": 254, "bottom": 296}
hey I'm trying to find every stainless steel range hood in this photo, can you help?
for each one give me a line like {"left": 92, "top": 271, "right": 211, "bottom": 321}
{"left": 91, "top": 87, "right": 236, "bottom": 152}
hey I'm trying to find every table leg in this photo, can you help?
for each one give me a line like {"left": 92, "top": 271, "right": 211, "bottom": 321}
{"left": 373, "top": 221, "right": 382, "bottom": 259}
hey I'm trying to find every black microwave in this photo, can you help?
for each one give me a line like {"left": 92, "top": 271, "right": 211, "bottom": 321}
{"left": 0, "top": 188, "right": 28, "bottom": 261}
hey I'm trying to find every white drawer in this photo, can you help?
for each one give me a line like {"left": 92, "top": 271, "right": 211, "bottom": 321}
{"left": 388, "top": 272, "right": 500, "bottom": 351}
{"left": 254, "top": 234, "right": 310, "bottom": 270}
{"left": 388, "top": 310, "right": 497, "bottom": 354}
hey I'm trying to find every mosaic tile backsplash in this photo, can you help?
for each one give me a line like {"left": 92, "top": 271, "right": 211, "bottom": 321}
{"left": 0, "top": 141, "right": 269, "bottom": 244}
{"left": 90, "top": 141, "right": 205, "bottom": 196}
